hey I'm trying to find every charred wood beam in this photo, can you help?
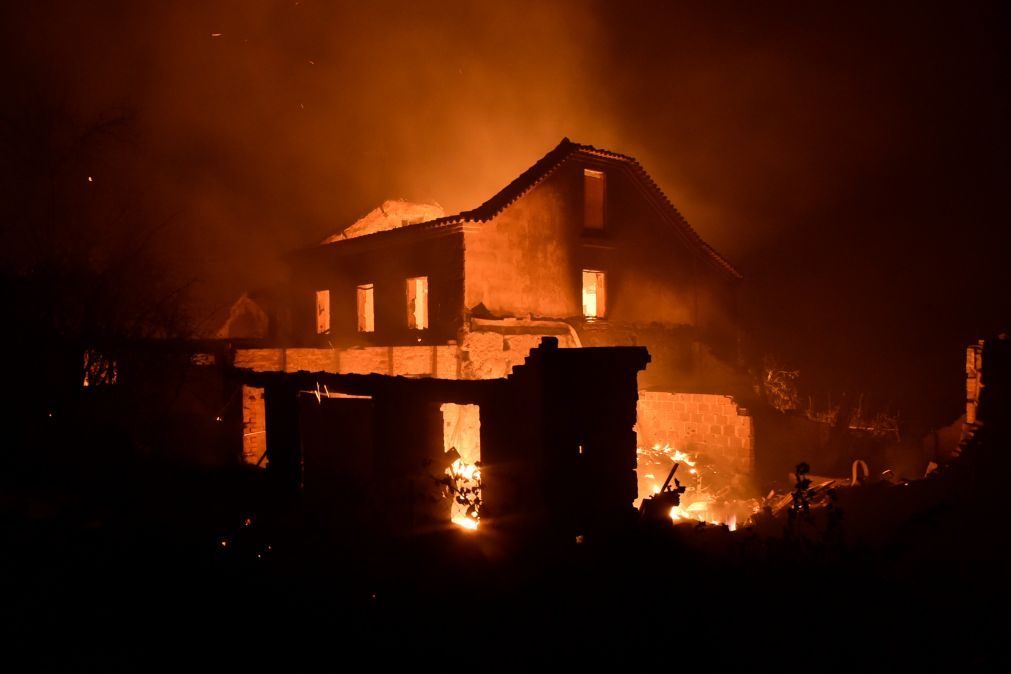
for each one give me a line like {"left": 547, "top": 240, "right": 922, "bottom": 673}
{"left": 228, "top": 367, "right": 504, "bottom": 406}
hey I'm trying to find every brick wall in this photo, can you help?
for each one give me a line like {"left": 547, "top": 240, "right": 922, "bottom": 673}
{"left": 234, "top": 345, "right": 460, "bottom": 377}
{"left": 635, "top": 391, "right": 754, "bottom": 473}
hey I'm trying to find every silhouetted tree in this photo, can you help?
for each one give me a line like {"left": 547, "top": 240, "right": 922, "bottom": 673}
{"left": 0, "top": 88, "right": 194, "bottom": 467}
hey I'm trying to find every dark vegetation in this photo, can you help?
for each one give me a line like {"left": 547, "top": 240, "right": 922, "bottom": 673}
{"left": 2, "top": 385, "right": 1007, "bottom": 669}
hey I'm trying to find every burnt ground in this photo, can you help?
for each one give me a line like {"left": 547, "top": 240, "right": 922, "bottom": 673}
{"left": 1, "top": 434, "right": 1008, "bottom": 671}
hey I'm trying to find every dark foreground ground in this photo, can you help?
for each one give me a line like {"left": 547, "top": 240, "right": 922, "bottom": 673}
{"left": 2, "top": 431, "right": 1009, "bottom": 671}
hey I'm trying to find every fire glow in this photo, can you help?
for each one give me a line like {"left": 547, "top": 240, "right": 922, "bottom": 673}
{"left": 441, "top": 403, "right": 482, "bottom": 531}
{"left": 639, "top": 443, "right": 751, "bottom": 528}
{"left": 446, "top": 458, "right": 481, "bottom": 531}
{"left": 452, "top": 515, "right": 479, "bottom": 531}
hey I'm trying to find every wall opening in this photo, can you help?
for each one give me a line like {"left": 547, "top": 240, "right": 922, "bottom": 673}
{"left": 441, "top": 402, "right": 481, "bottom": 529}
{"left": 356, "top": 283, "right": 375, "bottom": 333}
{"left": 582, "top": 269, "right": 606, "bottom": 319}
{"left": 583, "top": 168, "right": 606, "bottom": 230}
{"left": 315, "top": 289, "right": 330, "bottom": 335}
{"left": 82, "top": 349, "right": 118, "bottom": 387}
{"left": 406, "top": 276, "right": 429, "bottom": 330}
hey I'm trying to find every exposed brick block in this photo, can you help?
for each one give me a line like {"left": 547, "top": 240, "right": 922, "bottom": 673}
{"left": 636, "top": 391, "right": 755, "bottom": 474}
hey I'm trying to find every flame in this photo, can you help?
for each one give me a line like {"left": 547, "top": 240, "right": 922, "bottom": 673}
{"left": 452, "top": 516, "right": 479, "bottom": 531}
{"left": 450, "top": 458, "right": 480, "bottom": 482}
{"left": 643, "top": 444, "right": 751, "bottom": 529}
{"left": 447, "top": 458, "right": 481, "bottom": 531}
{"left": 637, "top": 443, "right": 696, "bottom": 500}
{"left": 669, "top": 499, "right": 709, "bottom": 523}
{"left": 669, "top": 501, "right": 742, "bottom": 530}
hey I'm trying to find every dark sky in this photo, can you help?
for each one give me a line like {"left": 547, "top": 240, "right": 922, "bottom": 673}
{"left": 2, "top": 0, "right": 1009, "bottom": 429}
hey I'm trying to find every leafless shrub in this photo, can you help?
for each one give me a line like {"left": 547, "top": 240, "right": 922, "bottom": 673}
{"left": 760, "top": 357, "right": 800, "bottom": 412}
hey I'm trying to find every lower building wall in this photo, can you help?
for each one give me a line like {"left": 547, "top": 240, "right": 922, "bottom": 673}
{"left": 236, "top": 341, "right": 755, "bottom": 478}
{"left": 237, "top": 345, "right": 461, "bottom": 465}
{"left": 635, "top": 391, "right": 754, "bottom": 474}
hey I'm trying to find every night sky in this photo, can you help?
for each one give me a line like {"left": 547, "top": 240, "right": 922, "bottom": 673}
{"left": 2, "top": 0, "right": 1008, "bottom": 430}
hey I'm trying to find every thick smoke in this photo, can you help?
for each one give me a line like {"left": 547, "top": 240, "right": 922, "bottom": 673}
{"left": 1, "top": 0, "right": 1009, "bottom": 428}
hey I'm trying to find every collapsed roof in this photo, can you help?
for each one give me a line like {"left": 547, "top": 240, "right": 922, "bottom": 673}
{"left": 322, "top": 199, "right": 445, "bottom": 243}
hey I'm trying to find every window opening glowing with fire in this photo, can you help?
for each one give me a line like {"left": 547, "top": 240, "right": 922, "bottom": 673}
{"left": 440, "top": 403, "right": 481, "bottom": 531}
{"left": 582, "top": 269, "right": 606, "bottom": 319}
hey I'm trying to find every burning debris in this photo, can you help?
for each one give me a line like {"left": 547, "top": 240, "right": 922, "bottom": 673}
{"left": 82, "top": 349, "right": 118, "bottom": 387}
{"left": 638, "top": 460, "right": 686, "bottom": 522}
{"left": 441, "top": 403, "right": 481, "bottom": 530}
{"left": 637, "top": 442, "right": 759, "bottom": 528}
{"left": 442, "top": 455, "right": 482, "bottom": 531}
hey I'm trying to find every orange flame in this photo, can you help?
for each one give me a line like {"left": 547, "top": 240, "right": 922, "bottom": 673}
{"left": 452, "top": 516, "right": 479, "bottom": 531}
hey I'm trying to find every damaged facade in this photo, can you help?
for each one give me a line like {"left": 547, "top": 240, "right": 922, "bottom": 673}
{"left": 225, "top": 138, "right": 754, "bottom": 520}
{"left": 235, "top": 338, "right": 648, "bottom": 537}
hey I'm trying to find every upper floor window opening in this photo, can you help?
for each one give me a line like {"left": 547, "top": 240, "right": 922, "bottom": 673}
{"left": 583, "top": 168, "right": 606, "bottom": 230}
{"left": 357, "top": 283, "right": 375, "bottom": 333}
{"left": 315, "top": 289, "right": 331, "bottom": 334}
{"left": 406, "top": 276, "right": 429, "bottom": 330}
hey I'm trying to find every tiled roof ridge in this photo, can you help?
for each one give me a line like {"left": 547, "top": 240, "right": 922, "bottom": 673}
{"left": 318, "top": 138, "right": 741, "bottom": 279}
{"left": 424, "top": 138, "right": 739, "bottom": 278}
{"left": 418, "top": 137, "right": 580, "bottom": 228}
{"left": 572, "top": 142, "right": 742, "bottom": 279}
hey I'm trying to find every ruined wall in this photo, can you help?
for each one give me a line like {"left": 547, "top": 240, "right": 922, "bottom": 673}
{"left": 635, "top": 391, "right": 754, "bottom": 474}
{"left": 459, "top": 329, "right": 578, "bottom": 379}
{"left": 966, "top": 340, "right": 983, "bottom": 426}
{"left": 965, "top": 335, "right": 1011, "bottom": 437}
{"left": 477, "top": 341, "right": 650, "bottom": 535}
{"left": 236, "top": 337, "right": 753, "bottom": 474}
{"left": 239, "top": 340, "right": 649, "bottom": 537}
{"left": 236, "top": 345, "right": 460, "bottom": 465}
{"left": 233, "top": 333, "right": 574, "bottom": 466}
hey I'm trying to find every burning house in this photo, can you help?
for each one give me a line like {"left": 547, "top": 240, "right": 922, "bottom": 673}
{"left": 226, "top": 138, "right": 755, "bottom": 528}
